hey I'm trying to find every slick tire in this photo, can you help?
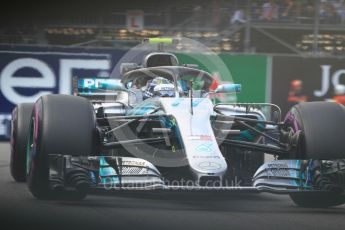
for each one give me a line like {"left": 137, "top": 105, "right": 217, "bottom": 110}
{"left": 290, "top": 192, "right": 345, "bottom": 208}
{"left": 10, "top": 103, "right": 34, "bottom": 182}
{"left": 27, "top": 94, "right": 96, "bottom": 200}
{"left": 285, "top": 102, "right": 345, "bottom": 207}
{"left": 284, "top": 102, "right": 345, "bottom": 159}
{"left": 290, "top": 160, "right": 345, "bottom": 208}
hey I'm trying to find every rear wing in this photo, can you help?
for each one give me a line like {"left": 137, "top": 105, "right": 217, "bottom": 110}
{"left": 72, "top": 77, "right": 127, "bottom": 101}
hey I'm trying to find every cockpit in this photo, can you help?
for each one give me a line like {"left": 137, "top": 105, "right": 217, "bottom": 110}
{"left": 120, "top": 66, "right": 215, "bottom": 104}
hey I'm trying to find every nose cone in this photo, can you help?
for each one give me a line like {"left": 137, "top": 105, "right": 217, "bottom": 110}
{"left": 187, "top": 139, "right": 227, "bottom": 176}
{"left": 161, "top": 98, "right": 228, "bottom": 177}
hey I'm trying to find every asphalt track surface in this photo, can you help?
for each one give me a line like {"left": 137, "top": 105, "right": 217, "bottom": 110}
{"left": 1, "top": 142, "right": 345, "bottom": 230}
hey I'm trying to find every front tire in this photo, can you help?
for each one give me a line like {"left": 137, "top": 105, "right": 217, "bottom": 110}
{"left": 285, "top": 102, "right": 345, "bottom": 159}
{"left": 27, "top": 94, "right": 96, "bottom": 200}
{"left": 10, "top": 103, "right": 34, "bottom": 182}
{"left": 285, "top": 102, "right": 345, "bottom": 207}
{"left": 290, "top": 192, "right": 345, "bottom": 208}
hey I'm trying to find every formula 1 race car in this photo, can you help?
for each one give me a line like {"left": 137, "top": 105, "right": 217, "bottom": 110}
{"left": 10, "top": 38, "right": 345, "bottom": 207}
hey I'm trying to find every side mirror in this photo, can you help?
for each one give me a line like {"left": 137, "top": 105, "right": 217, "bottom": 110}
{"left": 214, "top": 84, "right": 241, "bottom": 94}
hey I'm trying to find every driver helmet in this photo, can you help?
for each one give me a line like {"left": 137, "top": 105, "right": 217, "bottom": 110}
{"left": 143, "top": 77, "right": 176, "bottom": 98}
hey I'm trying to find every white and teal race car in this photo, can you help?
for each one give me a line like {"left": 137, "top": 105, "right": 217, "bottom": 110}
{"left": 10, "top": 39, "right": 345, "bottom": 208}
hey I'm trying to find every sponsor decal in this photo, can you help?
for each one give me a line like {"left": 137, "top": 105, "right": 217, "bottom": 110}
{"left": 267, "top": 163, "right": 289, "bottom": 168}
{"left": 171, "top": 98, "right": 184, "bottom": 107}
{"left": 266, "top": 169, "right": 293, "bottom": 177}
{"left": 188, "top": 135, "right": 212, "bottom": 141}
{"left": 171, "top": 98, "right": 204, "bottom": 107}
{"left": 195, "top": 143, "right": 213, "bottom": 153}
{"left": 192, "top": 98, "right": 203, "bottom": 107}
{"left": 192, "top": 155, "right": 220, "bottom": 159}
{"left": 79, "top": 78, "right": 120, "bottom": 89}
{"left": 198, "top": 161, "right": 222, "bottom": 170}
{"left": 121, "top": 160, "right": 146, "bottom": 167}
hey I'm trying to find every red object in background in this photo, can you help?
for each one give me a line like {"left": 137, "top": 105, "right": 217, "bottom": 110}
{"left": 288, "top": 92, "right": 308, "bottom": 103}
{"left": 333, "top": 95, "right": 345, "bottom": 105}
{"left": 288, "top": 79, "right": 307, "bottom": 103}
{"left": 209, "top": 72, "right": 220, "bottom": 91}
{"left": 291, "top": 79, "right": 302, "bottom": 89}
{"left": 209, "top": 78, "right": 219, "bottom": 90}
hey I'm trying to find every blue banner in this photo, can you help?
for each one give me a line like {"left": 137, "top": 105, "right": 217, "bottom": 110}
{"left": 0, "top": 45, "right": 127, "bottom": 140}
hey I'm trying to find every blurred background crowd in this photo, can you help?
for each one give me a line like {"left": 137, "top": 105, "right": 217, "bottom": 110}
{"left": 1, "top": 0, "right": 345, "bottom": 56}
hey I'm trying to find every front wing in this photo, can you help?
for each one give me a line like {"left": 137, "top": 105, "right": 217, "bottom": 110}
{"left": 47, "top": 155, "right": 344, "bottom": 195}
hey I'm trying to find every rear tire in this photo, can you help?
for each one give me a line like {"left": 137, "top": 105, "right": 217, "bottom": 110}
{"left": 10, "top": 103, "right": 34, "bottom": 182}
{"left": 27, "top": 94, "right": 96, "bottom": 200}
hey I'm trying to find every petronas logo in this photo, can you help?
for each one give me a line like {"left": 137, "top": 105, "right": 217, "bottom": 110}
{"left": 195, "top": 143, "right": 213, "bottom": 153}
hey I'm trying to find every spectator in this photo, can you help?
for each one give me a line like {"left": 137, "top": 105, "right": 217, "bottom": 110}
{"left": 251, "top": 2, "right": 262, "bottom": 20}
{"left": 332, "top": 0, "right": 345, "bottom": 23}
{"left": 320, "top": 0, "right": 337, "bottom": 23}
{"left": 282, "top": 0, "right": 295, "bottom": 19}
{"left": 260, "top": 0, "right": 279, "bottom": 21}
{"left": 231, "top": 9, "right": 246, "bottom": 24}
{"left": 303, "top": 0, "right": 315, "bottom": 18}
{"left": 287, "top": 79, "right": 308, "bottom": 107}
